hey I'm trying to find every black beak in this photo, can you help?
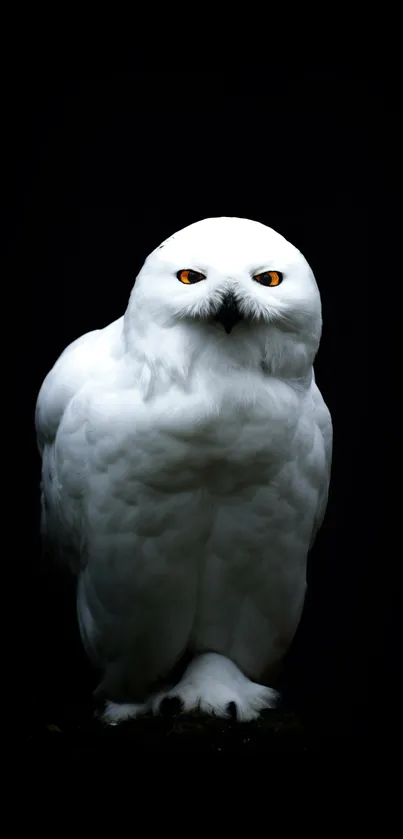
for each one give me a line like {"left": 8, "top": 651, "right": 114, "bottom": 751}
{"left": 213, "top": 293, "right": 243, "bottom": 334}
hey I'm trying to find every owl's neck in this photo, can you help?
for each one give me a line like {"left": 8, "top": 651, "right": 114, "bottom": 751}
{"left": 123, "top": 312, "right": 316, "bottom": 401}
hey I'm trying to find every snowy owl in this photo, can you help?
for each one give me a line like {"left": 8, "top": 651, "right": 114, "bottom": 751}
{"left": 35, "top": 216, "right": 332, "bottom": 724}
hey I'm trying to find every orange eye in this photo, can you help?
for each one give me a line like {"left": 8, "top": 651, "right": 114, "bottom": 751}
{"left": 254, "top": 271, "right": 283, "bottom": 287}
{"left": 177, "top": 269, "right": 206, "bottom": 284}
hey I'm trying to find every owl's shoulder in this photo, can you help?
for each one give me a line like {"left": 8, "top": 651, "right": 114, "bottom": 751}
{"left": 35, "top": 318, "right": 125, "bottom": 452}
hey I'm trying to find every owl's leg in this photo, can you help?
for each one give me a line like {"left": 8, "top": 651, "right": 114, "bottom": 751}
{"left": 151, "top": 652, "right": 279, "bottom": 722}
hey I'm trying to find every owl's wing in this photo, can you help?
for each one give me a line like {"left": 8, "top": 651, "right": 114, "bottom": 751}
{"left": 309, "top": 374, "right": 333, "bottom": 548}
{"left": 36, "top": 329, "right": 101, "bottom": 455}
{"left": 35, "top": 318, "right": 123, "bottom": 573}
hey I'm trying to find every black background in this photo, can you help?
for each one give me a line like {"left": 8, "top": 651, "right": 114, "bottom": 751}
{"left": 11, "top": 61, "right": 399, "bottom": 749}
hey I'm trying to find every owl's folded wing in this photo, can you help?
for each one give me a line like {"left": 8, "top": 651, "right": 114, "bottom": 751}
{"left": 35, "top": 319, "right": 124, "bottom": 573}
{"left": 309, "top": 377, "right": 333, "bottom": 548}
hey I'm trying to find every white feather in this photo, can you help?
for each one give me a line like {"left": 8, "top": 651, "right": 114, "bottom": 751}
{"left": 36, "top": 217, "right": 332, "bottom": 721}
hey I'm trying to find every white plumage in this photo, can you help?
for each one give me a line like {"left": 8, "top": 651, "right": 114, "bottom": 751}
{"left": 35, "top": 216, "right": 332, "bottom": 723}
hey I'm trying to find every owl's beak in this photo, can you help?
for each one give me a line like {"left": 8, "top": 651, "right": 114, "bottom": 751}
{"left": 213, "top": 293, "right": 243, "bottom": 334}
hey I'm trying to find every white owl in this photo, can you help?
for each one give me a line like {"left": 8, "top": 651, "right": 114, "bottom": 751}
{"left": 35, "top": 217, "right": 332, "bottom": 724}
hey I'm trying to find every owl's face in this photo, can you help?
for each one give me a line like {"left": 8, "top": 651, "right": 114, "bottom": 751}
{"left": 131, "top": 217, "right": 322, "bottom": 343}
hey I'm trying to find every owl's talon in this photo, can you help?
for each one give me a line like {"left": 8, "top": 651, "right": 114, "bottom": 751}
{"left": 226, "top": 701, "right": 237, "bottom": 720}
{"left": 159, "top": 696, "right": 183, "bottom": 717}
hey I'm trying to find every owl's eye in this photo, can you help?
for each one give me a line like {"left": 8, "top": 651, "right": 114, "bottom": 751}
{"left": 177, "top": 269, "right": 206, "bottom": 284}
{"left": 253, "top": 271, "right": 283, "bottom": 287}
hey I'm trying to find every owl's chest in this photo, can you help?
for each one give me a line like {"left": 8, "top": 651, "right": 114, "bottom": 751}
{"left": 83, "top": 374, "right": 306, "bottom": 499}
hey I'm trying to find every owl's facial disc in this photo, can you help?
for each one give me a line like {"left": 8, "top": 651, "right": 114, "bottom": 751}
{"left": 211, "top": 293, "right": 244, "bottom": 335}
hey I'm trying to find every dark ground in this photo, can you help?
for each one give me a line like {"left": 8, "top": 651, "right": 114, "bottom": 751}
{"left": 24, "top": 704, "right": 369, "bottom": 754}
{"left": 26, "top": 703, "right": 309, "bottom": 754}
{"left": 25, "top": 690, "right": 390, "bottom": 754}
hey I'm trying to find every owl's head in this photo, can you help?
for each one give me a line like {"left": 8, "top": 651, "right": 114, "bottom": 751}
{"left": 126, "top": 217, "right": 323, "bottom": 378}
